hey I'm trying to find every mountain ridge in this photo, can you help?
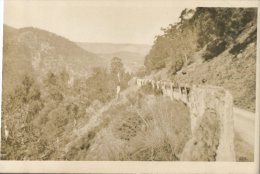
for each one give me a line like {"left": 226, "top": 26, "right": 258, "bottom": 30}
{"left": 77, "top": 42, "right": 151, "bottom": 55}
{"left": 2, "top": 24, "right": 103, "bottom": 94}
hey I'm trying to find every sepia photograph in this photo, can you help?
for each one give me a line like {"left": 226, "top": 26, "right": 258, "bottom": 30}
{"left": 0, "top": 0, "right": 259, "bottom": 172}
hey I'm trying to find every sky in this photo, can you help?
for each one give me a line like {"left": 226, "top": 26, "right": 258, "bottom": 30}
{"left": 4, "top": 0, "right": 194, "bottom": 44}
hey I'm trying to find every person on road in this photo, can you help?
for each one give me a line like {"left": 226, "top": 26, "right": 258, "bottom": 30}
{"left": 116, "top": 72, "right": 121, "bottom": 100}
{"left": 116, "top": 85, "right": 121, "bottom": 100}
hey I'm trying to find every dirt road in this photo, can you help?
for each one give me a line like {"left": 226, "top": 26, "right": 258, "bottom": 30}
{"left": 233, "top": 107, "right": 255, "bottom": 147}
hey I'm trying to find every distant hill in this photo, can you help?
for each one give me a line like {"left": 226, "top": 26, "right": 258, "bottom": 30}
{"left": 98, "top": 51, "right": 146, "bottom": 73}
{"left": 77, "top": 42, "right": 151, "bottom": 55}
{"left": 77, "top": 42, "right": 151, "bottom": 73}
{"left": 2, "top": 25, "right": 102, "bottom": 94}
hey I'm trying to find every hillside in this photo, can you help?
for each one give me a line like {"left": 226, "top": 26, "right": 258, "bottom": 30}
{"left": 175, "top": 22, "right": 256, "bottom": 111}
{"left": 2, "top": 25, "right": 102, "bottom": 94}
{"left": 1, "top": 26, "right": 132, "bottom": 160}
{"left": 144, "top": 8, "right": 257, "bottom": 111}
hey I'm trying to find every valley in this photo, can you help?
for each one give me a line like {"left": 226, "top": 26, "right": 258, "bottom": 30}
{"left": 1, "top": 7, "right": 257, "bottom": 162}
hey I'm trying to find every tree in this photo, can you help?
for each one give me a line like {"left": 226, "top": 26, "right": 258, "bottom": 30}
{"left": 110, "top": 57, "right": 124, "bottom": 78}
{"left": 144, "top": 8, "right": 257, "bottom": 73}
{"left": 43, "top": 71, "right": 64, "bottom": 102}
{"left": 110, "top": 57, "right": 131, "bottom": 91}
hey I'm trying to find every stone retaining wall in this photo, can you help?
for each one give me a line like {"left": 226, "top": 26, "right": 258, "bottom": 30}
{"left": 136, "top": 78, "right": 235, "bottom": 161}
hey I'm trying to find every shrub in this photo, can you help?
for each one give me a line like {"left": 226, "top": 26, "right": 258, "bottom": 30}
{"left": 168, "top": 58, "right": 184, "bottom": 75}
{"left": 127, "top": 97, "right": 191, "bottom": 160}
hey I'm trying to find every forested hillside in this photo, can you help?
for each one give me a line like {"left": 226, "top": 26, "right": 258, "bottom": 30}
{"left": 144, "top": 8, "right": 257, "bottom": 111}
{"left": 1, "top": 56, "right": 131, "bottom": 160}
{"left": 2, "top": 25, "right": 103, "bottom": 94}
{"left": 1, "top": 25, "right": 132, "bottom": 160}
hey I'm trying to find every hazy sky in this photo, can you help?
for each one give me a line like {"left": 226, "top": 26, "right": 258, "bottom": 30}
{"left": 4, "top": 0, "right": 194, "bottom": 44}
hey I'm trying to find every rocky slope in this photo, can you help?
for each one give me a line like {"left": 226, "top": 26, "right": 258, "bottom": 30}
{"left": 175, "top": 21, "right": 256, "bottom": 111}
{"left": 144, "top": 8, "right": 257, "bottom": 112}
